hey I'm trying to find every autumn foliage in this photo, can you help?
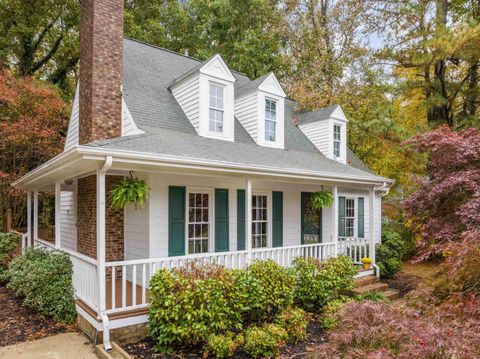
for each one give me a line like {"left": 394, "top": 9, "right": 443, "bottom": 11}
{"left": 0, "top": 71, "right": 67, "bottom": 229}
{"left": 404, "top": 125, "right": 480, "bottom": 261}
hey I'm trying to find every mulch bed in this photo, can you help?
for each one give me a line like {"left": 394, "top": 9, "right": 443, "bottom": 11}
{"left": 124, "top": 318, "right": 328, "bottom": 359}
{"left": 0, "top": 284, "right": 76, "bottom": 347}
{"left": 385, "top": 272, "right": 421, "bottom": 298}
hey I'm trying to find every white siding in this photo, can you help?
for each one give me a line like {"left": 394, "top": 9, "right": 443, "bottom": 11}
{"left": 60, "top": 190, "right": 77, "bottom": 251}
{"left": 171, "top": 75, "right": 200, "bottom": 133}
{"left": 234, "top": 93, "right": 258, "bottom": 141}
{"left": 298, "top": 120, "right": 330, "bottom": 157}
{"left": 63, "top": 84, "right": 143, "bottom": 151}
{"left": 64, "top": 84, "right": 79, "bottom": 151}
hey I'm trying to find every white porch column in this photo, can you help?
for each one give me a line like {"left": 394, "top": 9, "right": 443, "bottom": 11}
{"left": 55, "top": 182, "right": 61, "bottom": 248}
{"left": 27, "top": 191, "right": 32, "bottom": 247}
{"left": 246, "top": 179, "right": 252, "bottom": 263}
{"left": 332, "top": 186, "right": 338, "bottom": 256}
{"left": 369, "top": 188, "right": 376, "bottom": 263}
{"left": 33, "top": 190, "right": 39, "bottom": 243}
{"left": 97, "top": 156, "right": 112, "bottom": 317}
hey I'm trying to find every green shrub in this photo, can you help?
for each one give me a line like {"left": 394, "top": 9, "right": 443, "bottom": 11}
{"left": 376, "top": 225, "right": 405, "bottom": 278}
{"left": 0, "top": 232, "right": 19, "bottom": 283}
{"left": 320, "top": 296, "right": 353, "bottom": 330}
{"left": 244, "top": 323, "right": 288, "bottom": 358}
{"left": 249, "top": 260, "right": 294, "bottom": 318}
{"left": 204, "top": 332, "right": 244, "bottom": 358}
{"left": 290, "top": 256, "right": 356, "bottom": 311}
{"left": 276, "top": 307, "right": 309, "bottom": 342}
{"left": 7, "top": 248, "right": 76, "bottom": 323}
{"left": 148, "top": 263, "right": 264, "bottom": 353}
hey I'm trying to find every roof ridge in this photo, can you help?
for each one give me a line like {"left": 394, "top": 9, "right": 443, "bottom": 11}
{"left": 123, "top": 36, "right": 250, "bottom": 79}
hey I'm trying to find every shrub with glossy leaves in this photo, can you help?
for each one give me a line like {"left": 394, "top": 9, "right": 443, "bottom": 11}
{"left": 204, "top": 332, "right": 244, "bottom": 358}
{"left": 7, "top": 248, "right": 76, "bottom": 323}
{"left": 0, "top": 232, "right": 19, "bottom": 283}
{"left": 244, "top": 323, "right": 288, "bottom": 358}
{"left": 249, "top": 259, "right": 294, "bottom": 318}
{"left": 290, "top": 256, "right": 356, "bottom": 311}
{"left": 148, "top": 262, "right": 264, "bottom": 353}
{"left": 276, "top": 307, "right": 309, "bottom": 342}
{"left": 376, "top": 225, "right": 405, "bottom": 278}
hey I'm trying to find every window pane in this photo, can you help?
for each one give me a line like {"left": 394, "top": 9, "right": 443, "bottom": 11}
{"left": 252, "top": 195, "right": 268, "bottom": 248}
{"left": 188, "top": 192, "right": 210, "bottom": 254}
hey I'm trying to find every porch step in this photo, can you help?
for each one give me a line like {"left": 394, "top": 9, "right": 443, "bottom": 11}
{"left": 351, "top": 274, "right": 400, "bottom": 300}
{"left": 352, "top": 282, "right": 389, "bottom": 295}
{"left": 383, "top": 289, "right": 400, "bottom": 300}
{"left": 354, "top": 275, "right": 379, "bottom": 288}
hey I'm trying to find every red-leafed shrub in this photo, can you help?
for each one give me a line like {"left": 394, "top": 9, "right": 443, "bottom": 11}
{"left": 316, "top": 298, "right": 480, "bottom": 358}
{"left": 404, "top": 125, "right": 480, "bottom": 261}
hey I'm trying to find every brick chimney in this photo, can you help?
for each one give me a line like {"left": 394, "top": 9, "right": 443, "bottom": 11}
{"left": 79, "top": 0, "right": 123, "bottom": 144}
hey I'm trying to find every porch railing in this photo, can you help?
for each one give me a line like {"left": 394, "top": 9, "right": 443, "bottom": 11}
{"left": 34, "top": 238, "right": 99, "bottom": 312}
{"left": 104, "top": 242, "right": 337, "bottom": 314}
{"left": 34, "top": 237, "right": 370, "bottom": 316}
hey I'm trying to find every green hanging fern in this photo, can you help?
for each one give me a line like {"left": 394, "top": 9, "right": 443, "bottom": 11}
{"left": 311, "top": 191, "right": 334, "bottom": 209}
{"left": 110, "top": 174, "right": 150, "bottom": 210}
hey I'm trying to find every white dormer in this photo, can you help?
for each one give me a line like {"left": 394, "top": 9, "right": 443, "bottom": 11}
{"left": 297, "top": 105, "right": 348, "bottom": 164}
{"left": 170, "top": 54, "right": 236, "bottom": 142}
{"left": 235, "top": 72, "right": 286, "bottom": 149}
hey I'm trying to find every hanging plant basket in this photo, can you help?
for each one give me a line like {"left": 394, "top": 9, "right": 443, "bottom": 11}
{"left": 311, "top": 190, "right": 334, "bottom": 209}
{"left": 110, "top": 172, "right": 150, "bottom": 210}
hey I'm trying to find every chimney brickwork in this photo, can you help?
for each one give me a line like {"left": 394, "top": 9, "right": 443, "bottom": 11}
{"left": 79, "top": 0, "right": 124, "bottom": 145}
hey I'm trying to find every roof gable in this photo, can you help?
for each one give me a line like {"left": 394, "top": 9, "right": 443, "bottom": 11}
{"left": 199, "top": 54, "right": 236, "bottom": 82}
{"left": 258, "top": 72, "right": 286, "bottom": 97}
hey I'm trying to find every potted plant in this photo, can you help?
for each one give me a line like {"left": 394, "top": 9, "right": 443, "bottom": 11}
{"left": 311, "top": 187, "right": 334, "bottom": 209}
{"left": 110, "top": 171, "right": 150, "bottom": 210}
{"left": 361, "top": 257, "right": 373, "bottom": 270}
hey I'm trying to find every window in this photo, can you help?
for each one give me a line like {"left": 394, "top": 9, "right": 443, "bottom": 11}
{"left": 252, "top": 195, "right": 268, "bottom": 248}
{"left": 333, "top": 124, "right": 341, "bottom": 157}
{"left": 187, "top": 192, "right": 210, "bottom": 254}
{"left": 265, "top": 99, "right": 277, "bottom": 142}
{"left": 209, "top": 83, "right": 224, "bottom": 133}
{"left": 345, "top": 198, "right": 355, "bottom": 237}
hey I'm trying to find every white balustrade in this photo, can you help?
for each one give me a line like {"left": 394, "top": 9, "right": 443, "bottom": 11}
{"left": 337, "top": 237, "right": 369, "bottom": 263}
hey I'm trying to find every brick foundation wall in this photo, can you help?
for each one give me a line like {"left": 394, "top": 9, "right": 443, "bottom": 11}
{"left": 79, "top": 0, "right": 123, "bottom": 145}
{"left": 77, "top": 175, "right": 124, "bottom": 261}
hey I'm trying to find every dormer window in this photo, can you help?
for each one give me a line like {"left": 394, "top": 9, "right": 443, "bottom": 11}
{"left": 333, "top": 124, "right": 341, "bottom": 157}
{"left": 209, "top": 82, "right": 224, "bottom": 133}
{"left": 265, "top": 98, "right": 277, "bottom": 142}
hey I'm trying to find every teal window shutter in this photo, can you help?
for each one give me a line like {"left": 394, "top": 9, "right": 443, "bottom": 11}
{"left": 358, "top": 197, "right": 365, "bottom": 238}
{"left": 237, "top": 189, "right": 245, "bottom": 250}
{"left": 338, "top": 196, "right": 346, "bottom": 237}
{"left": 215, "top": 189, "right": 229, "bottom": 252}
{"left": 272, "top": 191, "right": 283, "bottom": 247}
{"left": 168, "top": 186, "right": 185, "bottom": 257}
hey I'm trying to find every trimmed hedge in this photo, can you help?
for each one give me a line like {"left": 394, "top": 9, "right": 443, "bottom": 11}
{"left": 7, "top": 248, "right": 76, "bottom": 323}
{"left": 290, "top": 255, "right": 357, "bottom": 311}
{"left": 0, "top": 232, "right": 19, "bottom": 283}
{"left": 376, "top": 225, "right": 405, "bottom": 278}
{"left": 148, "top": 257, "right": 356, "bottom": 355}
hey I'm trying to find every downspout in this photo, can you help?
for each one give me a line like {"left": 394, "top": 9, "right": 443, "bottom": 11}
{"left": 99, "top": 156, "right": 113, "bottom": 352}
{"left": 371, "top": 182, "right": 391, "bottom": 277}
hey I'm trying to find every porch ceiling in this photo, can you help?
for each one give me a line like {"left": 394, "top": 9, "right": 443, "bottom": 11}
{"left": 13, "top": 145, "right": 394, "bottom": 191}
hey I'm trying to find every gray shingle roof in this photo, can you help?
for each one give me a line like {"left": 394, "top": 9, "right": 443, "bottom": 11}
{"left": 235, "top": 72, "right": 271, "bottom": 99}
{"left": 89, "top": 38, "right": 387, "bottom": 182}
{"left": 296, "top": 105, "right": 339, "bottom": 125}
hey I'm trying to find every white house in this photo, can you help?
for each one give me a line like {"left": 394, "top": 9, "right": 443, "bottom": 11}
{"left": 12, "top": 0, "right": 392, "bottom": 349}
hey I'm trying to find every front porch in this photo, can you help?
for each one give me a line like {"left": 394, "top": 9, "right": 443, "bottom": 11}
{"left": 16, "top": 154, "right": 384, "bottom": 333}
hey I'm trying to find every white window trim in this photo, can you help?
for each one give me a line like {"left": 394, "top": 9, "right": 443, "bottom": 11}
{"left": 344, "top": 197, "right": 356, "bottom": 238}
{"left": 256, "top": 91, "right": 284, "bottom": 149}
{"left": 333, "top": 123, "right": 341, "bottom": 159}
{"left": 251, "top": 191, "right": 272, "bottom": 249}
{"left": 185, "top": 187, "right": 215, "bottom": 254}
{"left": 264, "top": 97, "right": 277, "bottom": 143}
{"left": 208, "top": 81, "right": 225, "bottom": 135}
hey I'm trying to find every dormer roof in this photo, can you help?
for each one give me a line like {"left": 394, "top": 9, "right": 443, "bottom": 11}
{"left": 296, "top": 105, "right": 347, "bottom": 125}
{"left": 169, "top": 53, "right": 236, "bottom": 89}
{"left": 235, "top": 72, "right": 286, "bottom": 98}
